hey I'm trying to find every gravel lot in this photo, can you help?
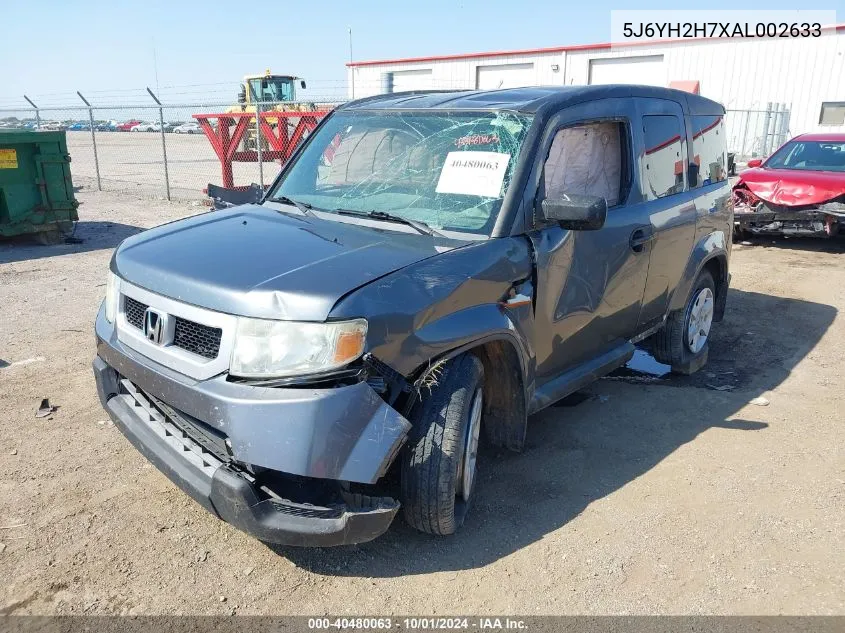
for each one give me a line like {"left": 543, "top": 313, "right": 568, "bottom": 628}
{"left": 0, "top": 190, "right": 843, "bottom": 615}
{"left": 66, "top": 130, "right": 283, "bottom": 200}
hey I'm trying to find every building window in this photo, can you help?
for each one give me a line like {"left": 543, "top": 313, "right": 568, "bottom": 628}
{"left": 690, "top": 115, "right": 726, "bottom": 187}
{"left": 543, "top": 122, "right": 624, "bottom": 207}
{"left": 819, "top": 102, "right": 845, "bottom": 126}
{"left": 642, "top": 115, "right": 685, "bottom": 199}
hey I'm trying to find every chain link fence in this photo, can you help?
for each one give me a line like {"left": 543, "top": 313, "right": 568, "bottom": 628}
{"left": 0, "top": 98, "right": 345, "bottom": 201}
{"left": 724, "top": 104, "right": 792, "bottom": 162}
{"left": 0, "top": 90, "right": 794, "bottom": 200}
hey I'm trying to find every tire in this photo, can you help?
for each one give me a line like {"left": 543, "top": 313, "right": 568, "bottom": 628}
{"left": 33, "top": 229, "right": 64, "bottom": 246}
{"left": 401, "top": 353, "right": 485, "bottom": 536}
{"left": 651, "top": 269, "right": 715, "bottom": 370}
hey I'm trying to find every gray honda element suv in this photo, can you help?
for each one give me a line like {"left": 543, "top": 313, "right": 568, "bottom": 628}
{"left": 93, "top": 86, "right": 732, "bottom": 546}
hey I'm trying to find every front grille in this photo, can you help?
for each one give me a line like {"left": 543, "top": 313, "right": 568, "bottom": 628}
{"left": 269, "top": 500, "right": 344, "bottom": 519}
{"left": 145, "top": 388, "right": 230, "bottom": 461}
{"left": 124, "top": 296, "right": 147, "bottom": 330}
{"left": 122, "top": 294, "right": 222, "bottom": 360}
{"left": 174, "top": 318, "right": 222, "bottom": 360}
{"left": 117, "top": 378, "right": 224, "bottom": 474}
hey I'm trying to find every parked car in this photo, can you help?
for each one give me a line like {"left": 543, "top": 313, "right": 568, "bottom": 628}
{"left": 131, "top": 122, "right": 161, "bottom": 132}
{"left": 172, "top": 121, "right": 202, "bottom": 134}
{"left": 733, "top": 133, "right": 845, "bottom": 237}
{"left": 67, "top": 121, "right": 90, "bottom": 131}
{"left": 95, "top": 121, "right": 117, "bottom": 132}
{"left": 116, "top": 120, "right": 142, "bottom": 132}
{"left": 93, "top": 86, "right": 732, "bottom": 547}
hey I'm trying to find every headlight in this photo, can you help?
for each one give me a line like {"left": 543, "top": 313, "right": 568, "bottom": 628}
{"left": 104, "top": 271, "right": 120, "bottom": 323}
{"left": 230, "top": 318, "right": 367, "bottom": 378}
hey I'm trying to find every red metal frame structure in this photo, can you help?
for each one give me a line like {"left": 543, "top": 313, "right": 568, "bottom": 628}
{"left": 193, "top": 110, "right": 329, "bottom": 189}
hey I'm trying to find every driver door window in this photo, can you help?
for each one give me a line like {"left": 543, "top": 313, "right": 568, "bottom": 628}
{"left": 543, "top": 121, "right": 623, "bottom": 207}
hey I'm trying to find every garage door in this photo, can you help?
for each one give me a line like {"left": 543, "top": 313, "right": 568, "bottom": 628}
{"left": 476, "top": 63, "right": 534, "bottom": 90}
{"left": 589, "top": 55, "right": 666, "bottom": 87}
{"left": 392, "top": 69, "right": 433, "bottom": 92}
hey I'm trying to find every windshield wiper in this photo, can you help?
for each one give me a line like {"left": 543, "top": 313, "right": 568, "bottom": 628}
{"left": 335, "top": 209, "right": 442, "bottom": 237}
{"left": 268, "top": 195, "right": 315, "bottom": 218}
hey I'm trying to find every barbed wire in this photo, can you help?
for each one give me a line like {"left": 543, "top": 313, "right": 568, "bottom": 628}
{"left": 1, "top": 78, "right": 521, "bottom": 110}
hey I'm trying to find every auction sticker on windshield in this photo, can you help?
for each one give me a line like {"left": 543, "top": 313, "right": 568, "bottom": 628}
{"left": 436, "top": 151, "right": 511, "bottom": 198}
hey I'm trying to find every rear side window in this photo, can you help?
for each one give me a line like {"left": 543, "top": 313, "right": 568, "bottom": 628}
{"left": 642, "top": 115, "right": 685, "bottom": 199}
{"left": 691, "top": 115, "right": 726, "bottom": 186}
{"left": 543, "top": 121, "right": 625, "bottom": 207}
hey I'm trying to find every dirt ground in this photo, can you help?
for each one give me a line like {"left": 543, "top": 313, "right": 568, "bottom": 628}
{"left": 0, "top": 190, "right": 843, "bottom": 616}
{"left": 66, "top": 130, "right": 282, "bottom": 200}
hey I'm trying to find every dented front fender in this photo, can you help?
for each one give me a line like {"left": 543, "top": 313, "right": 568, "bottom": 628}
{"left": 331, "top": 237, "right": 535, "bottom": 378}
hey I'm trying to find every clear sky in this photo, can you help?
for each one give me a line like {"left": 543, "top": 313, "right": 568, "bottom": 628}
{"left": 0, "top": 0, "right": 840, "bottom": 109}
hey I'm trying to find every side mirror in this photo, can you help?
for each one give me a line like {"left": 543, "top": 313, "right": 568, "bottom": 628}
{"left": 300, "top": 80, "right": 307, "bottom": 89}
{"left": 540, "top": 194, "right": 607, "bottom": 230}
{"left": 747, "top": 158, "right": 763, "bottom": 168}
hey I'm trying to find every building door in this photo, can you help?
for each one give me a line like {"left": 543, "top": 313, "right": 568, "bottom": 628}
{"left": 392, "top": 69, "right": 433, "bottom": 92}
{"left": 589, "top": 55, "right": 666, "bottom": 86}
{"left": 476, "top": 63, "right": 534, "bottom": 90}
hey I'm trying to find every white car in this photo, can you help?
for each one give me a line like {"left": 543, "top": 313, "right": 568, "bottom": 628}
{"left": 131, "top": 122, "right": 161, "bottom": 132}
{"left": 172, "top": 121, "right": 202, "bottom": 134}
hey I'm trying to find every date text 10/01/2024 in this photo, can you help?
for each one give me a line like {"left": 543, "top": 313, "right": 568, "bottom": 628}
{"left": 307, "top": 618, "right": 528, "bottom": 630}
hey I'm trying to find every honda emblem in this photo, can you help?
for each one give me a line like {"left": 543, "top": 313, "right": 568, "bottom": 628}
{"left": 144, "top": 308, "right": 167, "bottom": 345}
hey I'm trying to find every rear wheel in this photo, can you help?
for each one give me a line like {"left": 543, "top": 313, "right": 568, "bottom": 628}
{"left": 651, "top": 270, "right": 715, "bottom": 372}
{"left": 401, "top": 354, "right": 484, "bottom": 535}
{"left": 33, "top": 229, "right": 64, "bottom": 246}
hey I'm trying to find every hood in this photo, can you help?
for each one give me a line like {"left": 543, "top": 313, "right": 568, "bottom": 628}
{"left": 737, "top": 167, "right": 845, "bottom": 206}
{"left": 113, "top": 205, "right": 460, "bottom": 321}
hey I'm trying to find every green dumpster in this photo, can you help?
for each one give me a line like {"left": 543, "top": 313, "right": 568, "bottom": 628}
{"left": 0, "top": 129, "right": 79, "bottom": 243}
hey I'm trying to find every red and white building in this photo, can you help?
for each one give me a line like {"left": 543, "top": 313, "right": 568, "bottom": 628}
{"left": 347, "top": 26, "right": 845, "bottom": 157}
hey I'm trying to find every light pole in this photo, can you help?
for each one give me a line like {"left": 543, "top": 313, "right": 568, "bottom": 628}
{"left": 348, "top": 27, "right": 355, "bottom": 99}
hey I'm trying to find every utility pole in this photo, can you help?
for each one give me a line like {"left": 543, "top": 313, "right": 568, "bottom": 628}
{"left": 348, "top": 27, "right": 355, "bottom": 99}
{"left": 152, "top": 38, "right": 161, "bottom": 95}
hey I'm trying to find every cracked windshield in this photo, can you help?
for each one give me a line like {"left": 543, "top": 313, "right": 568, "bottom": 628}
{"left": 270, "top": 110, "right": 533, "bottom": 235}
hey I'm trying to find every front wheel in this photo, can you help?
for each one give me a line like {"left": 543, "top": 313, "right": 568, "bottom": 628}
{"left": 651, "top": 270, "right": 715, "bottom": 372}
{"left": 401, "top": 354, "right": 485, "bottom": 536}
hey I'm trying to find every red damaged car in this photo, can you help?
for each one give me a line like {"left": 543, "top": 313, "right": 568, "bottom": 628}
{"left": 733, "top": 133, "right": 845, "bottom": 238}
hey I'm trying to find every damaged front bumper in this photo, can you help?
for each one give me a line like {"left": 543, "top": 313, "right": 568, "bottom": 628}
{"left": 734, "top": 190, "right": 845, "bottom": 238}
{"left": 93, "top": 308, "right": 411, "bottom": 546}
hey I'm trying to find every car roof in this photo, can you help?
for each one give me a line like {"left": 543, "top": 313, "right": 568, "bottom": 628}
{"left": 340, "top": 85, "right": 725, "bottom": 116}
{"left": 793, "top": 133, "right": 845, "bottom": 142}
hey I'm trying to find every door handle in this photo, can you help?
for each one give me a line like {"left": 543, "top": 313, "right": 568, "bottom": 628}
{"left": 630, "top": 227, "right": 654, "bottom": 252}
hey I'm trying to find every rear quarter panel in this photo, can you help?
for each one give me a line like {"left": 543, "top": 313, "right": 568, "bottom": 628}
{"left": 669, "top": 179, "right": 732, "bottom": 313}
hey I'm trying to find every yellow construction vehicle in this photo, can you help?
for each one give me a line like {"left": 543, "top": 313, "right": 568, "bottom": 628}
{"left": 230, "top": 70, "right": 312, "bottom": 113}
{"left": 230, "top": 70, "right": 316, "bottom": 150}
